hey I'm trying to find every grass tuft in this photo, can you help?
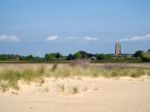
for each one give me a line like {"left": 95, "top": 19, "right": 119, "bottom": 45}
{"left": 70, "top": 86, "right": 79, "bottom": 94}
{"left": 51, "top": 63, "right": 58, "bottom": 71}
{"left": 56, "top": 83, "right": 65, "bottom": 93}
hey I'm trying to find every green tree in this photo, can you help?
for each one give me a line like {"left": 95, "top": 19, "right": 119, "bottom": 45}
{"left": 45, "top": 53, "right": 56, "bottom": 60}
{"left": 56, "top": 53, "right": 62, "bottom": 58}
{"left": 44, "top": 53, "right": 63, "bottom": 60}
{"left": 73, "top": 51, "right": 88, "bottom": 59}
{"left": 26, "top": 55, "right": 33, "bottom": 60}
{"left": 133, "top": 51, "right": 144, "bottom": 57}
{"left": 74, "top": 51, "right": 82, "bottom": 59}
{"left": 0, "top": 54, "right": 9, "bottom": 60}
{"left": 141, "top": 52, "right": 150, "bottom": 62}
{"left": 67, "top": 54, "right": 75, "bottom": 60}
{"left": 79, "top": 51, "right": 88, "bottom": 58}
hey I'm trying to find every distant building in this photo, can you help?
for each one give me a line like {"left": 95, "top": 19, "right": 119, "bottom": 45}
{"left": 115, "top": 42, "right": 121, "bottom": 56}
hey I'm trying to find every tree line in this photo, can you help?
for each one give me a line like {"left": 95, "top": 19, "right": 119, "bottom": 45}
{"left": 0, "top": 49, "right": 150, "bottom": 62}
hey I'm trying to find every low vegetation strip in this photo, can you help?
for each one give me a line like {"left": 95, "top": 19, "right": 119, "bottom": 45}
{"left": 0, "top": 49, "right": 150, "bottom": 63}
{"left": 0, "top": 63, "right": 150, "bottom": 91}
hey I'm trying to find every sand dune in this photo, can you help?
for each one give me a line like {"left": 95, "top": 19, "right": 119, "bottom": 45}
{"left": 0, "top": 77, "right": 150, "bottom": 112}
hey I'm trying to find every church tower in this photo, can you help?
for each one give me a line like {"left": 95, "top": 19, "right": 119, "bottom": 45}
{"left": 115, "top": 42, "right": 121, "bottom": 56}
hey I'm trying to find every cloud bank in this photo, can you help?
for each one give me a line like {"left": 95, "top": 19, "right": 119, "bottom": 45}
{"left": 46, "top": 35, "right": 58, "bottom": 41}
{"left": 65, "top": 36, "right": 99, "bottom": 42}
{"left": 120, "top": 34, "right": 150, "bottom": 42}
{"left": 0, "top": 34, "right": 21, "bottom": 42}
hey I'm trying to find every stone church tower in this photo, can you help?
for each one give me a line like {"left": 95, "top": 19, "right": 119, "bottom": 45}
{"left": 115, "top": 42, "right": 121, "bottom": 56}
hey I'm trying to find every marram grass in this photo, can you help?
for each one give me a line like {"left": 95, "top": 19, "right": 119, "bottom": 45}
{"left": 0, "top": 64, "right": 150, "bottom": 91}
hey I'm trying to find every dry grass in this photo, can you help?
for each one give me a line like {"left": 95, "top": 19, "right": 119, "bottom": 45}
{"left": 0, "top": 63, "right": 150, "bottom": 91}
{"left": 56, "top": 83, "right": 79, "bottom": 95}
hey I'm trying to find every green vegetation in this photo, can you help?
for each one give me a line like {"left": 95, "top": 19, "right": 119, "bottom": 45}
{"left": 74, "top": 51, "right": 82, "bottom": 59}
{"left": 0, "top": 49, "right": 150, "bottom": 63}
{"left": 96, "top": 54, "right": 112, "bottom": 60}
{"left": 133, "top": 50, "right": 150, "bottom": 62}
{"left": 45, "top": 53, "right": 63, "bottom": 60}
{"left": 0, "top": 66, "right": 45, "bottom": 91}
{"left": 0, "top": 63, "right": 150, "bottom": 91}
{"left": 0, "top": 69, "right": 20, "bottom": 91}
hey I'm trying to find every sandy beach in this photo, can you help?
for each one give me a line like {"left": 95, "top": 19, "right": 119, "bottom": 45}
{"left": 0, "top": 77, "right": 150, "bottom": 112}
{"left": 1, "top": 0, "right": 150, "bottom": 111}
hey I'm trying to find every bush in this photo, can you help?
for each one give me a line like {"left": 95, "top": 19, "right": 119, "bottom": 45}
{"left": 133, "top": 51, "right": 144, "bottom": 57}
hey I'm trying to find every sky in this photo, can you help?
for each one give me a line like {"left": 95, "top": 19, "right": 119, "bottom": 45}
{"left": 0, "top": 0, "right": 150, "bottom": 56}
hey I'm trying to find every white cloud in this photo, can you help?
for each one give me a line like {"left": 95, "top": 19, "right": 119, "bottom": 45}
{"left": 83, "top": 36, "right": 98, "bottom": 41}
{"left": 65, "top": 36, "right": 99, "bottom": 42}
{"left": 46, "top": 35, "right": 58, "bottom": 41}
{"left": 0, "top": 34, "right": 21, "bottom": 42}
{"left": 120, "top": 34, "right": 150, "bottom": 42}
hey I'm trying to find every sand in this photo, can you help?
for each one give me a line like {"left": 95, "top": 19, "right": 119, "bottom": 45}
{"left": 0, "top": 77, "right": 150, "bottom": 112}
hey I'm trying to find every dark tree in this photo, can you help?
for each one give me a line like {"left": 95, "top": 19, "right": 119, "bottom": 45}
{"left": 44, "top": 53, "right": 63, "bottom": 60}
{"left": 79, "top": 51, "right": 88, "bottom": 58}
{"left": 56, "top": 53, "right": 62, "bottom": 58}
{"left": 0, "top": 54, "right": 9, "bottom": 60}
{"left": 74, "top": 51, "right": 88, "bottom": 59}
{"left": 87, "top": 53, "right": 95, "bottom": 58}
{"left": 26, "top": 55, "right": 33, "bottom": 60}
{"left": 133, "top": 51, "right": 144, "bottom": 57}
{"left": 67, "top": 54, "right": 75, "bottom": 60}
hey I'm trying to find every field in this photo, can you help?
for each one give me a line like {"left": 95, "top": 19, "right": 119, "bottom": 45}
{"left": 0, "top": 63, "right": 150, "bottom": 112}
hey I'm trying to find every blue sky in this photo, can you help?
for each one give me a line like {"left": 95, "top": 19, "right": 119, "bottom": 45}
{"left": 0, "top": 0, "right": 150, "bottom": 56}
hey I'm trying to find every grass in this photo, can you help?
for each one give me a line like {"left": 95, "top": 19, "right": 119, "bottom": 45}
{"left": 56, "top": 83, "right": 65, "bottom": 93}
{"left": 0, "top": 63, "right": 150, "bottom": 91}
{"left": 0, "top": 65, "right": 46, "bottom": 91}
{"left": 56, "top": 83, "right": 79, "bottom": 94}
{"left": 70, "top": 86, "right": 79, "bottom": 94}
{"left": 0, "top": 69, "right": 20, "bottom": 91}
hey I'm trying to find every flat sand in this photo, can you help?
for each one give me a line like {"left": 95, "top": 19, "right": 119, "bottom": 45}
{"left": 0, "top": 77, "right": 150, "bottom": 112}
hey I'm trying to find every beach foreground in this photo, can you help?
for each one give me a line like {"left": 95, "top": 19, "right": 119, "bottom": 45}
{"left": 0, "top": 77, "right": 150, "bottom": 112}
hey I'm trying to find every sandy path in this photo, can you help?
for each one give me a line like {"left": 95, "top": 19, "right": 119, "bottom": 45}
{"left": 0, "top": 78, "right": 150, "bottom": 112}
